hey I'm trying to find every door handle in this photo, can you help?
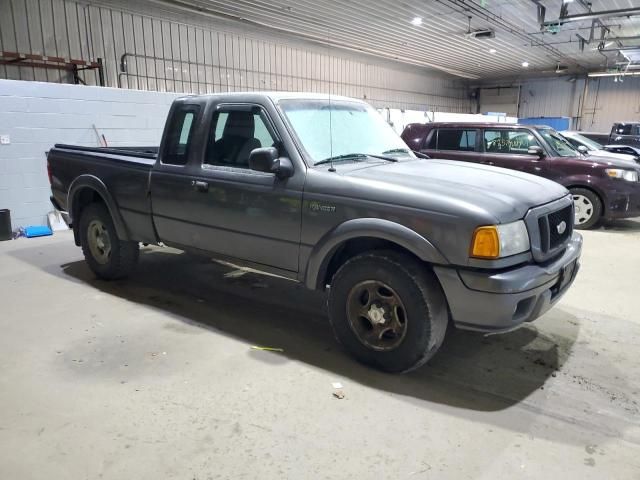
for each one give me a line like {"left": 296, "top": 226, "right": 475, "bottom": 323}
{"left": 191, "top": 180, "right": 209, "bottom": 192}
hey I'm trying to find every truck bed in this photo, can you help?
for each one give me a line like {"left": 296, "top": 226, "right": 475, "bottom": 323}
{"left": 48, "top": 144, "right": 158, "bottom": 243}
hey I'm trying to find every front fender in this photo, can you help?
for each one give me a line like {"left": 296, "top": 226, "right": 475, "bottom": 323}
{"left": 304, "top": 218, "right": 448, "bottom": 289}
{"left": 68, "top": 175, "right": 130, "bottom": 242}
{"left": 559, "top": 174, "right": 608, "bottom": 203}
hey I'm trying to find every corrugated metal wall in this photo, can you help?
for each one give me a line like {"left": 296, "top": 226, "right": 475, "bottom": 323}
{"left": 479, "top": 87, "right": 519, "bottom": 117}
{"left": 579, "top": 77, "right": 640, "bottom": 132}
{"left": 517, "top": 78, "right": 583, "bottom": 121}
{"left": 0, "top": 0, "right": 472, "bottom": 112}
{"left": 481, "top": 76, "right": 640, "bottom": 132}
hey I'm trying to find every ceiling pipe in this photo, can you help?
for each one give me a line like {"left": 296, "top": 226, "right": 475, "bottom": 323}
{"left": 587, "top": 71, "right": 640, "bottom": 77}
{"left": 596, "top": 47, "right": 640, "bottom": 53}
{"left": 543, "top": 7, "right": 640, "bottom": 27}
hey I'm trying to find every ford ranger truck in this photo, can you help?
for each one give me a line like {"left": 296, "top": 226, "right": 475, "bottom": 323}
{"left": 48, "top": 93, "right": 582, "bottom": 373}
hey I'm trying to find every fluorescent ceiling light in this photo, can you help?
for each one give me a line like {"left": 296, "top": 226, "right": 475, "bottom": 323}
{"left": 588, "top": 71, "right": 640, "bottom": 77}
{"left": 489, "top": 48, "right": 497, "bottom": 53}
{"left": 411, "top": 16, "right": 422, "bottom": 26}
{"left": 563, "top": 0, "right": 574, "bottom": 3}
{"left": 522, "top": 61, "right": 529, "bottom": 67}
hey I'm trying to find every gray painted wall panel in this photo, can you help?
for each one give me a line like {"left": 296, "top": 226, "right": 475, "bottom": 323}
{"left": 0, "top": 0, "right": 471, "bottom": 112}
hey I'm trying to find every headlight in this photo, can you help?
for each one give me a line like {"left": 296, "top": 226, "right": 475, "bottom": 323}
{"left": 470, "top": 220, "right": 530, "bottom": 259}
{"left": 606, "top": 169, "right": 639, "bottom": 182}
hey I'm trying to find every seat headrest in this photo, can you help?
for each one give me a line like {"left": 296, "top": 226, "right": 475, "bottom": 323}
{"left": 223, "top": 112, "right": 255, "bottom": 139}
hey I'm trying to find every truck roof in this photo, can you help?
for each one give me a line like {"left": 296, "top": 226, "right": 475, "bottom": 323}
{"left": 176, "top": 91, "right": 365, "bottom": 103}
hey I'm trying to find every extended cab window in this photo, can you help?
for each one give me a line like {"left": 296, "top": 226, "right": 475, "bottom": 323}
{"left": 434, "top": 129, "right": 477, "bottom": 151}
{"left": 484, "top": 129, "right": 540, "bottom": 154}
{"left": 163, "top": 105, "right": 200, "bottom": 165}
{"left": 205, "top": 107, "right": 276, "bottom": 168}
{"left": 613, "top": 124, "right": 633, "bottom": 135}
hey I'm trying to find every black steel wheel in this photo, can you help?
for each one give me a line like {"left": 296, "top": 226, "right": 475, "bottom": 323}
{"left": 79, "top": 203, "right": 139, "bottom": 280}
{"left": 346, "top": 280, "right": 408, "bottom": 351}
{"left": 328, "top": 250, "right": 448, "bottom": 373}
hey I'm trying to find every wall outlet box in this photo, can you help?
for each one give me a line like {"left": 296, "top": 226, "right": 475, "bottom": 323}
{"left": 0, "top": 135, "right": 10, "bottom": 145}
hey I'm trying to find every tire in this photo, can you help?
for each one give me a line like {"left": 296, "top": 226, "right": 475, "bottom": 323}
{"left": 79, "top": 202, "right": 139, "bottom": 280}
{"left": 327, "top": 250, "right": 448, "bottom": 373}
{"left": 570, "top": 187, "right": 602, "bottom": 230}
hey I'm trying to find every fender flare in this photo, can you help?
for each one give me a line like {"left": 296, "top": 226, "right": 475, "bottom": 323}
{"left": 68, "top": 175, "right": 130, "bottom": 241}
{"left": 304, "top": 218, "right": 448, "bottom": 290}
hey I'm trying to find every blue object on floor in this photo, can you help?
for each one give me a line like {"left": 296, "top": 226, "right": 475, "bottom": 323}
{"left": 24, "top": 225, "right": 53, "bottom": 238}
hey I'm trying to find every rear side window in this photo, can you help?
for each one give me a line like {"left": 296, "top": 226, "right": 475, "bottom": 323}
{"left": 484, "top": 129, "right": 540, "bottom": 154}
{"left": 163, "top": 105, "right": 200, "bottom": 165}
{"left": 613, "top": 124, "right": 633, "bottom": 135}
{"left": 433, "top": 129, "right": 477, "bottom": 151}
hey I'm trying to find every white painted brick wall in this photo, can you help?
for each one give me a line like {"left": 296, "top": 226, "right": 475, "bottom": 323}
{"left": 0, "top": 79, "right": 181, "bottom": 229}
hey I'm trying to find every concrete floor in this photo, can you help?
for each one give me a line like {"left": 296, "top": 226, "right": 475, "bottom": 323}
{"left": 1, "top": 221, "right": 639, "bottom": 479}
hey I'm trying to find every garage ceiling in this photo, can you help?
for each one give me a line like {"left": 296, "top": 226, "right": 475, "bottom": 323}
{"left": 163, "top": 0, "right": 640, "bottom": 79}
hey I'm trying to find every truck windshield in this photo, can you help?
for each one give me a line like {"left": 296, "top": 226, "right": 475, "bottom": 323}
{"left": 539, "top": 128, "right": 580, "bottom": 157}
{"left": 278, "top": 99, "right": 415, "bottom": 165}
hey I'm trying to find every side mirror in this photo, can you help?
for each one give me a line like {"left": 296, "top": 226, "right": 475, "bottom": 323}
{"left": 249, "top": 147, "right": 293, "bottom": 179}
{"left": 527, "top": 145, "right": 545, "bottom": 159}
{"left": 577, "top": 145, "right": 589, "bottom": 154}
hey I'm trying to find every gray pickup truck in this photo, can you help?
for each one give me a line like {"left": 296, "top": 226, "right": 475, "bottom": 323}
{"left": 48, "top": 92, "right": 582, "bottom": 373}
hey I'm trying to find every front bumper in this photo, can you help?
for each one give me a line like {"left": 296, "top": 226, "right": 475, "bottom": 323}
{"left": 604, "top": 181, "right": 640, "bottom": 220}
{"left": 434, "top": 232, "right": 582, "bottom": 333}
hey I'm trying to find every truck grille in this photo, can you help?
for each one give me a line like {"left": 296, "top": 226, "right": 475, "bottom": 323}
{"left": 525, "top": 196, "right": 574, "bottom": 262}
{"left": 547, "top": 205, "right": 573, "bottom": 251}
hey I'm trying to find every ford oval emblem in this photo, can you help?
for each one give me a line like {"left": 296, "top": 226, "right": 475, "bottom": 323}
{"left": 556, "top": 221, "right": 567, "bottom": 235}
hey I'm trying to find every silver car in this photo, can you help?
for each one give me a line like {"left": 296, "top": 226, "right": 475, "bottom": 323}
{"left": 560, "top": 131, "right": 638, "bottom": 163}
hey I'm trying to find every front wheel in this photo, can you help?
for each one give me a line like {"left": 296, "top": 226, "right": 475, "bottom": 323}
{"left": 328, "top": 251, "right": 448, "bottom": 373}
{"left": 79, "top": 203, "right": 139, "bottom": 280}
{"left": 571, "top": 187, "right": 602, "bottom": 230}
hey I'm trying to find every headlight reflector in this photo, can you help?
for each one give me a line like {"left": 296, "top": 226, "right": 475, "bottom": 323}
{"left": 606, "top": 169, "right": 639, "bottom": 182}
{"left": 470, "top": 221, "right": 530, "bottom": 259}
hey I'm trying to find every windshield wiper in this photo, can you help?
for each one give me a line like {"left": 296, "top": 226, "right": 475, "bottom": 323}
{"left": 314, "top": 153, "right": 368, "bottom": 166}
{"left": 381, "top": 148, "right": 410, "bottom": 154}
{"left": 315, "top": 153, "right": 397, "bottom": 166}
{"left": 382, "top": 147, "right": 429, "bottom": 159}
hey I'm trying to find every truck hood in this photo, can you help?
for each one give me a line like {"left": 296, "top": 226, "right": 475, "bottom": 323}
{"left": 339, "top": 158, "right": 568, "bottom": 223}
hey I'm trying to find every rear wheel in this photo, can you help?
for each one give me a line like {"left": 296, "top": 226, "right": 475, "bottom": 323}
{"left": 79, "top": 203, "right": 139, "bottom": 280}
{"left": 571, "top": 187, "right": 602, "bottom": 230}
{"left": 328, "top": 251, "right": 448, "bottom": 373}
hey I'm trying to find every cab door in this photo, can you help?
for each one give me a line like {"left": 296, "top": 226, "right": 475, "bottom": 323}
{"left": 150, "top": 101, "right": 304, "bottom": 273}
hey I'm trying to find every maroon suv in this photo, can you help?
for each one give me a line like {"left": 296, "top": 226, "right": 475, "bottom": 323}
{"left": 401, "top": 122, "right": 640, "bottom": 229}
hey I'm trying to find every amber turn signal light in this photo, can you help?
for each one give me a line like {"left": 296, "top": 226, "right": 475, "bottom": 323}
{"left": 470, "top": 226, "right": 500, "bottom": 259}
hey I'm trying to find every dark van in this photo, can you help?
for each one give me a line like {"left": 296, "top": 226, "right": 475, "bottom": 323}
{"left": 401, "top": 122, "right": 640, "bottom": 229}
